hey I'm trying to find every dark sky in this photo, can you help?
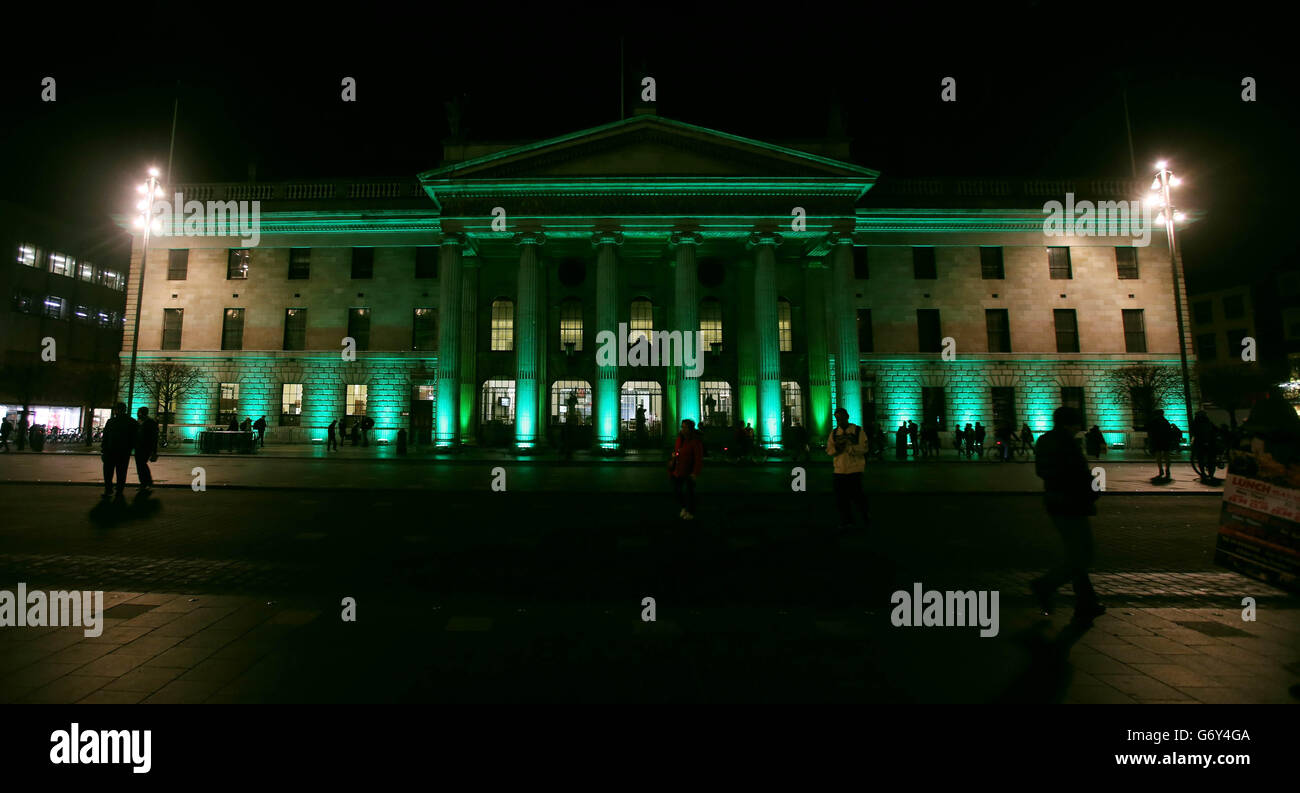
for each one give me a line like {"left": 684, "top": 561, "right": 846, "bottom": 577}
{"left": 2, "top": 16, "right": 1295, "bottom": 292}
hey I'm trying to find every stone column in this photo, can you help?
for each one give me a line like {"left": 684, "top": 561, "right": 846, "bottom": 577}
{"left": 671, "top": 231, "right": 703, "bottom": 427}
{"left": 737, "top": 257, "right": 757, "bottom": 432}
{"left": 803, "top": 259, "right": 832, "bottom": 441}
{"left": 828, "top": 233, "right": 861, "bottom": 423}
{"left": 593, "top": 231, "right": 623, "bottom": 448}
{"left": 514, "top": 232, "right": 545, "bottom": 446}
{"left": 458, "top": 256, "right": 478, "bottom": 443}
{"left": 750, "top": 231, "right": 783, "bottom": 447}
{"left": 435, "top": 234, "right": 464, "bottom": 444}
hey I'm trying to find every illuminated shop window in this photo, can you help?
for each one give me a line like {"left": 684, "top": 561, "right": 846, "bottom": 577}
{"left": 481, "top": 379, "right": 516, "bottom": 424}
{"left": 346, "top": 384, "right": 369, "bottom": 419}
{"left": 781, "top": 381, "right": 803, "bottom": 428}
{"left": 550, "top": 380, "right": 592, "bottom": 425}
{"left": 218, "top": 383, "right": 240, "bottom": 424}
{"left": 699, "top": 381, "right": 733, "bottom": 427}
{"left": 281, "top": 384, "right": 303, "bottom": 426}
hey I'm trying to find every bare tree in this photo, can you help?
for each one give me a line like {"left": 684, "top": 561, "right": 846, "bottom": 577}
{"left": 136, "top": 362, "right": 205, "bottom": 441}
{"left": 1104, "top": 364, "right": 1182, "bottom": 429}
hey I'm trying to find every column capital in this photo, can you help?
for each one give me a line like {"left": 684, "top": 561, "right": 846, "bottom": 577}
{"left": 746, "top": 231, "right": 784, "bottom": 250}
{"left": 826, "top": 231, "right": 856, "bottom": 247}
{"left": 669, "top": 230, "right": 703, "bottom": 248}
{"left": 513, "top": 231, "right": 546, "bottom": 246}
{"left": 591, "top": 230, "right": 624, "bottom": 247}
{"left": 439, "top": 231, "right": 469, "bottom": 248}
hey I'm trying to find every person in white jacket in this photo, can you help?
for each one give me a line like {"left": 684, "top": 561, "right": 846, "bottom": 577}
{"left": 826, "top": 408, "right": 870, "bottom": 532}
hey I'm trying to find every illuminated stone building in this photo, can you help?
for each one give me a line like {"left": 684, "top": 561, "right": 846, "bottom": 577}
{"left": 115, "top": 114, "right": 1197, "bottom": 450}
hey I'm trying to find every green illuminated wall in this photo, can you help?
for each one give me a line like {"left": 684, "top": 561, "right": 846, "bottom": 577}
{"left": 120, "top": 353, "right": 437, "bottom": 443}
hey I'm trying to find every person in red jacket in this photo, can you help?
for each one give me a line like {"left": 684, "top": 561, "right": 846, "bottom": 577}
{"left": 669, "top": 418, "right": 704, "bottom": 520}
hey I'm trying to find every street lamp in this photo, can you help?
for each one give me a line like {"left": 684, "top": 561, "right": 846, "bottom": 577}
{"left": 126, "top": 167, "right": 163, "bottom": 413}
{"left": 1149, "top": 161, "right": 1194, "bottom": 430}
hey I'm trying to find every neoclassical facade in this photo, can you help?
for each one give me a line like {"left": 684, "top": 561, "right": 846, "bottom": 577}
{"left": 116, "top": 114, "right": 1197, "bottom": 449}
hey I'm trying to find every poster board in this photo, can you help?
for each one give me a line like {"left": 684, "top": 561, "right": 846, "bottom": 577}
{"left": 1215, "top": 438, "right": 1300, "bottom": 593}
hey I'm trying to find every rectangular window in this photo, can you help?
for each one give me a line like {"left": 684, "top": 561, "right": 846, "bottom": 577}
{"left": 415, "top": 246, "right": 439, "bottom": 279}
{"left": 491, "top": 300, "right": 514, "bottom": 351}
{"left": 1196, "top": 333, "right": 1217, "bottom": 361}
{"left": 17, "top": 244, "right": 38, "bottom": 267}
{"left": 218, "top": 383, "right": 240, "bottom": 425}
{"left": 283, "top": 308, "right": 307, "bottom": 350}
{"left": 346, "top": 384, "right": 368, "bottom": 418}
{"left": 1060, "top": 386, "right": 1086, "bottom": 425}
{"left": 778, "top": 300, "right": 793, "bottom": 352}
{"left": 1222, "top": 294, "right": 1245, "bottom": 319}
{"left": 48, "top": 252, "right": 73, "bottom": 277}
{"left": 1226, "top": 328, "right": 1248, "bottom": 354}
{"left": 228, "top": 249, "right": 250, "bottom": 280}
{"left": 853, "top": 247, "right": 869, "bottom": 279}
{"left": 281, "top": 384, "right": 303, "bottom": 425}
{"left": 560, "top": 300, "right": 583, "bottom": 351}
{"left": 917, "top": 308, "right": 942, "bottom": 352}
{"left": 1192, "top": 300, "right": 1213, "bottom": 325}
{"left": 162, "top": 308, "right": 183, "bottom": 350}
{"left": 43, "top": 295, "right": 66, "bottom": 319}
{"left": 351, "top": 248, "right": 374, "bottom": 279}
{"left": 913, "top": 247, "right": 937, "bottom": 279}
{"left": 1123, "top": 309, "right": 1147, "bottom": 353}
{"left": 985, "top": 308, "right": 1011, "bottom": 352}
{"left": 629, "top": 300, "right": 654, "bottom": 343}
{"left": 167, "top": 249, "right": 189, "bottom": 280}
{"left": 991, "top": 386, "right": 1017, "bottom": 430}
{"left": 412, "top": 308, "right": 438, "bottom": 351}
{"left": 1048, "top": 247, "right": 1072, "bottom": 279}
{"left": 288, "top": 248, "right": 311, "bottom": 280}
{"left": 73, "top": 304, "right": 91, "bottom": 323}
{"left": 12, "top": 289, "right": 35, "bottom": 313}
{"left": 699, "top": 300, "right": 723, "bottom": 351}
{"left": 1282, "top": 308, "right": 1300, "bottom": 341}
{"left": 78, "top": 261, "right": 96, "bottom": 282}
{"left": 348, "top": 308, "right": 371, "bottom": 351}
{"left": 922, "top": 386, "right": 947, "bottom": 430}
{"left": 857, "top": 308, "right": 873, "bottom": 352}
{"left": 1116, "top": 247, "right": 1139, "bottom": 279}
{"left": 99, "top": 268, "right": 125, "bottom": 290}
{"left": 222, "top": 308, "right": 245, "bottom": 351}
{"left": 1054, "top": 309, "right": 1079, "bottom": 353}
{"left": 980, "top": 247, "right": 1004, "bottom": 279}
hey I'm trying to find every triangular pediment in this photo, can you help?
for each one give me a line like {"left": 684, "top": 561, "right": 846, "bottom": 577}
{"left": 421, "top": 115, "right": 878, "bottom": 182}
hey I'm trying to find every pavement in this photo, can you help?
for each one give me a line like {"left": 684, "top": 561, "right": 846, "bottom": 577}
{"left": 0, "top": 484, "right": 1295, "bottom": 703}
{"left": 0, "top": 445, "right": 1226, "bottom": 493}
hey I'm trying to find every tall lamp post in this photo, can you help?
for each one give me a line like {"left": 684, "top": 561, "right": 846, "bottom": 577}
{"left": 126, "top": 168, "right": 163, "bottom": 412}
{"left": 1149, "top": 161, "right": 1193, "bottom": 430}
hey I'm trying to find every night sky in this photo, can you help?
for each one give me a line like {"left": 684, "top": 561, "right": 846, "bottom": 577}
{"left": 2, "top": 19, "right": 1294, "bottom": 291}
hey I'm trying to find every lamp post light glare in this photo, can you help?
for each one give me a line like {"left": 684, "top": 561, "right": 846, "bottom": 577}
{"left": 125, "top": 167, "right": 163, "bottom": 414}
{"left": 1153, "top": 161, "right": 1195, "bottom": 430}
